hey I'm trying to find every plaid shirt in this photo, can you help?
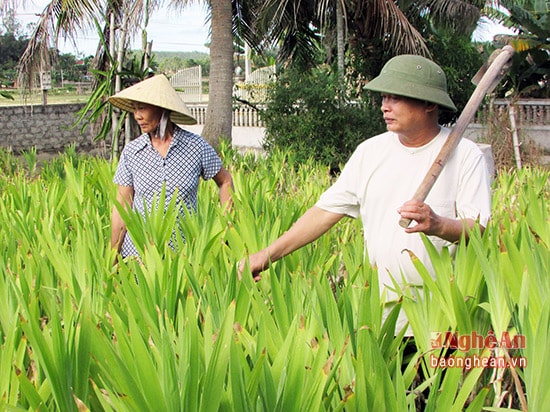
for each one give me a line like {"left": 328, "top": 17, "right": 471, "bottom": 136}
{"left": 114, "top": 126, "right": 222, "bottom": 257}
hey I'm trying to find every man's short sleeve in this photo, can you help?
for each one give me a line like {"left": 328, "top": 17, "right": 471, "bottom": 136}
{"left": 316, "top": 149, "right": 362, "bottom": 218}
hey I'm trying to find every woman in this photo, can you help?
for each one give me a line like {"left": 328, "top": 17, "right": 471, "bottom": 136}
{"left": 109, "top": 74, "right": 233, "bottom": 258}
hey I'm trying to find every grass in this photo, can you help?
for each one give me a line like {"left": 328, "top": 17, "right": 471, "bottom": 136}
{"left": 0, "top": 88, "right": 92, "bottom": 106}
{"left": 0, "top": 145, "right": 548, "bottom": 411}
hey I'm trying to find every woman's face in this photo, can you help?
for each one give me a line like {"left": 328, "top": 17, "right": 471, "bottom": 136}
{"left": 132, "top": 102, "right": 163, "bottom": 134}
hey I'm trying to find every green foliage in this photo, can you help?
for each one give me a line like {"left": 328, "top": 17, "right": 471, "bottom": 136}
{"left": 0, "top": 32, "right": 28, "bottom": 87}
{"left": 262, "top": 67, "right": 386, "bottom": 168}
{"left": 0, "top": 146, "right": 23, "bottom": 178}
{"left": 0, "top": 145, "right": 548, "bottom": 410}
{"left": 50, "top": 53, "right": 93, "bottom": 84}
{"left": 73, "top": 20, "right": 153, "bottom": 154}
{"left": 1, "top": 10, "right": 89, "bottom": 92}
{"left": 426, "top": 33, "right": 484, "bottom": 125}
{"left": 346, "top": 25, "right": 484, "bottom": 126}
{"left": 0, "top": 88, "right": 14, "bottom": 100}
{"left": 486, "top": 0, "right": 550, "bottom": 98}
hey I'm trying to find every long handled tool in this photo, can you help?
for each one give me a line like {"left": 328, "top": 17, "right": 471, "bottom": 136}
{"left": 399, "top": 45, "right": 515, "bottom": 228}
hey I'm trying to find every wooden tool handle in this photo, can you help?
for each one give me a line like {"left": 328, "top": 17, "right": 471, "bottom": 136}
{"left": 399, "top": 45, "right": 515, "bottom": 228}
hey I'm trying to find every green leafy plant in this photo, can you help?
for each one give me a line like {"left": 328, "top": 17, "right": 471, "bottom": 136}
{"left": 0, "top": 146, "right": 547, "bottom": 411}
{"left": 262, "top": 66, "right": 386, "bottom": 169}
{"left": 72, "top": 19, "right": 156, "bottom": 158}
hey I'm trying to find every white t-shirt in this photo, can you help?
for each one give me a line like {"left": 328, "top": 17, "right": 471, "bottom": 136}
{"left": 316, "top": 127, "right": 491, "bottom": 304}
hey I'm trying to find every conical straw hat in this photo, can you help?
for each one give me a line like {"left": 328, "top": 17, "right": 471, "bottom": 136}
{"left": 108, "top": 74, "right": 197, "bottom": 125}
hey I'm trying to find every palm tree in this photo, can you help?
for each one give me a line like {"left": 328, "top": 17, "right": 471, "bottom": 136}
{"left": 4, "top": 0, "right": 237, "bottom": 151}
{"left": 237, "top": 0, "right": 487, "bottom": 77}
{"left": 6, "top": 0, "right": 154, "bottom": 88}
{"left": 4, "top": 0, "right": 509, "bottom": 150}
{"left": 167, "top": 0, "right": 236, "bottom": 148}
{"left": 2, "top": 0, "right": 159, "bottom": 156}
{"left": 8, "top": 0, "right": 101, "bottom": 89}
{"left": 195, "top": 0, "right": 234, "bottom": 147}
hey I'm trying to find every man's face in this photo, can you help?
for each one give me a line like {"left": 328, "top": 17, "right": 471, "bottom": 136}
{"left": 132, "top": 102, "right": 164, "bottom": 134}
{"left": 380, "top": 94, "right": 434, "bottom": 135}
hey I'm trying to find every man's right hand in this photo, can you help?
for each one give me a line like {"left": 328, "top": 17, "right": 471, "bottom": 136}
{"left": 238, "top": 249, "right": 270, "bottom": 281}
{"left": 237, "top": 206, "right": 345, "bottom": 281}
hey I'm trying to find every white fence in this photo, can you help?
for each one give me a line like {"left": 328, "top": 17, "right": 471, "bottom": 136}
{"left": 475, "top": 99, "right": 550, "bottom": 126}
{"left": 233, "top": 65, "right": 276, "bottom": 103}
{"left": 170, "top": 66, "right": 202, "bottom": 103}
{"left": 188, "top": 104, "right": 265, "bottom": 127}
{"left": 187, "top": 99, "right": 549, "bottom": 130}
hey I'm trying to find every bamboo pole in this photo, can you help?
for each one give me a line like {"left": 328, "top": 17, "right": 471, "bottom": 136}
{"left": 399, "top": 45, "right": 515, "bottom": 228}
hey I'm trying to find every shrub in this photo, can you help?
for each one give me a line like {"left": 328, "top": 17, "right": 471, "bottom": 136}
{"left": 426, "top": 33, "right": 484, "bottom": 125}
{"left": 477, "top": 106, "right": 544, "bottom": 172}
{"left": 261, "top": 67, "right": 386, "bottom": 169}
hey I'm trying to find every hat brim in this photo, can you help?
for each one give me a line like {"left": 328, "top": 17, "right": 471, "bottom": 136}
{"left": 109, "top": 96, "right": 197, "bottom": 125}
{"left": 108, "top": 75, "right": 197, "bottom": 125}
{"left": 365, "top": 76, "right": 457, "bottom": 112}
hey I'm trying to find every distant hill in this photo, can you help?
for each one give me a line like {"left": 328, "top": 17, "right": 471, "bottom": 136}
{"left": 152, "top": 51, "right": 209, "bottom": 60}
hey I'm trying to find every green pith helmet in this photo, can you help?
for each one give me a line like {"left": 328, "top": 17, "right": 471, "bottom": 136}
{"left": 365, "top": 55, "right": 457, "bottom": 111}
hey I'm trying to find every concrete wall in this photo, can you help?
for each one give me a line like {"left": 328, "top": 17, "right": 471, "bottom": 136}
{"left": 0, "top": 103, "right": 265, "bottom": 155}
{"left": 0, "top": 103, "right": 547, "bottom": 159}
{"left": 464, "top": 123, "right": 550, "bottom": 154}
{"left": 0, "top": 103, "right": 101, "bottom": 154}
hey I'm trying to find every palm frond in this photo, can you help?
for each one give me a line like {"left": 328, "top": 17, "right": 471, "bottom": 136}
{"left": 509, "top": 3, "right": 550, "bottom": 40}
{"left": 253, "top": 0, "right": 324, "bottom": 66}
{"left": 415, "top": 0, "right": 483, "bottom": 36}
{"left": 17, "top": 6, "right": 56, "bottom": 90}
{"left": 232, "top": 0, "right": 263, "bottom": 50}
{"left": 350, "top": 0, "right": 430, "bottom": 56}
{"left": 16, "top": 0, "right": 103, "bottom": 90}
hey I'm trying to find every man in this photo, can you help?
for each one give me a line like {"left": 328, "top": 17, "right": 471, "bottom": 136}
{"left": 239, "top": 55, "right": 491, "bottom": 332}
{"left": 109, "top": 74, "right": 233, "bottom": 259}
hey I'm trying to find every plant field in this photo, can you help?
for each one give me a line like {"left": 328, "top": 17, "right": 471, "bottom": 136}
{"left": 0, "top": 146, "right": 548, "bottom": 411}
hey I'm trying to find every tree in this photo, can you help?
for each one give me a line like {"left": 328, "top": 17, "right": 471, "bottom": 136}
{"left": 0, "top": 32, "right": 28, "bottom": 83}
{"left": 192, "top": 0, "right": 234, "bottom": 147}
{"left": 233, "top": 0, "right": 488, "bottom": 85}
{"left": 2, "top": 0, "right": 238, "bottom": 151}
{"left": 262, "top": 66, "right": 386, "bottom": 167}
{"left": 485, "top": 0, "right": 549, "bottom": 97}
{"left": 0, "top": 7, "right": 28, "bottom": 91}
{"left": 2, "top": 1, "right": 102, "bottom": 89}
{"left": 53, "top": 52, "right": 90, "bottom": 84}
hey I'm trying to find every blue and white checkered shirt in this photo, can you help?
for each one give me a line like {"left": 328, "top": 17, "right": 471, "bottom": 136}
{"left": 114, "top": 126, "right": 222, "bottom": 257}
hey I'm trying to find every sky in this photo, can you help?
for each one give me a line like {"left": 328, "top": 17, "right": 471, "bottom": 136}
{"left": 14, "top": 1, "right": 514, "bottom": 57}
{"left": 472, "top": 16, "right": 516, "bottom": 43}
{"left": 14, "top": 0, "right": 211, "bottom": 56}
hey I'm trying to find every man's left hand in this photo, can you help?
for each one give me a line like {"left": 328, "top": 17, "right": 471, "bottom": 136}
{"left": 397, "top": 200, "right": 442, "bottom": 236}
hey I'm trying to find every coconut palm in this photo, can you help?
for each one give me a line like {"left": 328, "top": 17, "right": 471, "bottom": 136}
{"left": 3, "top": 0, "right": 237, "bottom": 150}
{"left": 5, "top": 0, "right": 148, "bottom": 88}
{"left": 193, "top": 0, "right": 234, "bottom": 147}
{"left": 2, "top": 0, "right": 163, "bottom": 156}
{"left": 164, "top": 0, "right": 237, "bottom": 147}
{"left": 241, "top": 0, "right": 487, "bottom": 71}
